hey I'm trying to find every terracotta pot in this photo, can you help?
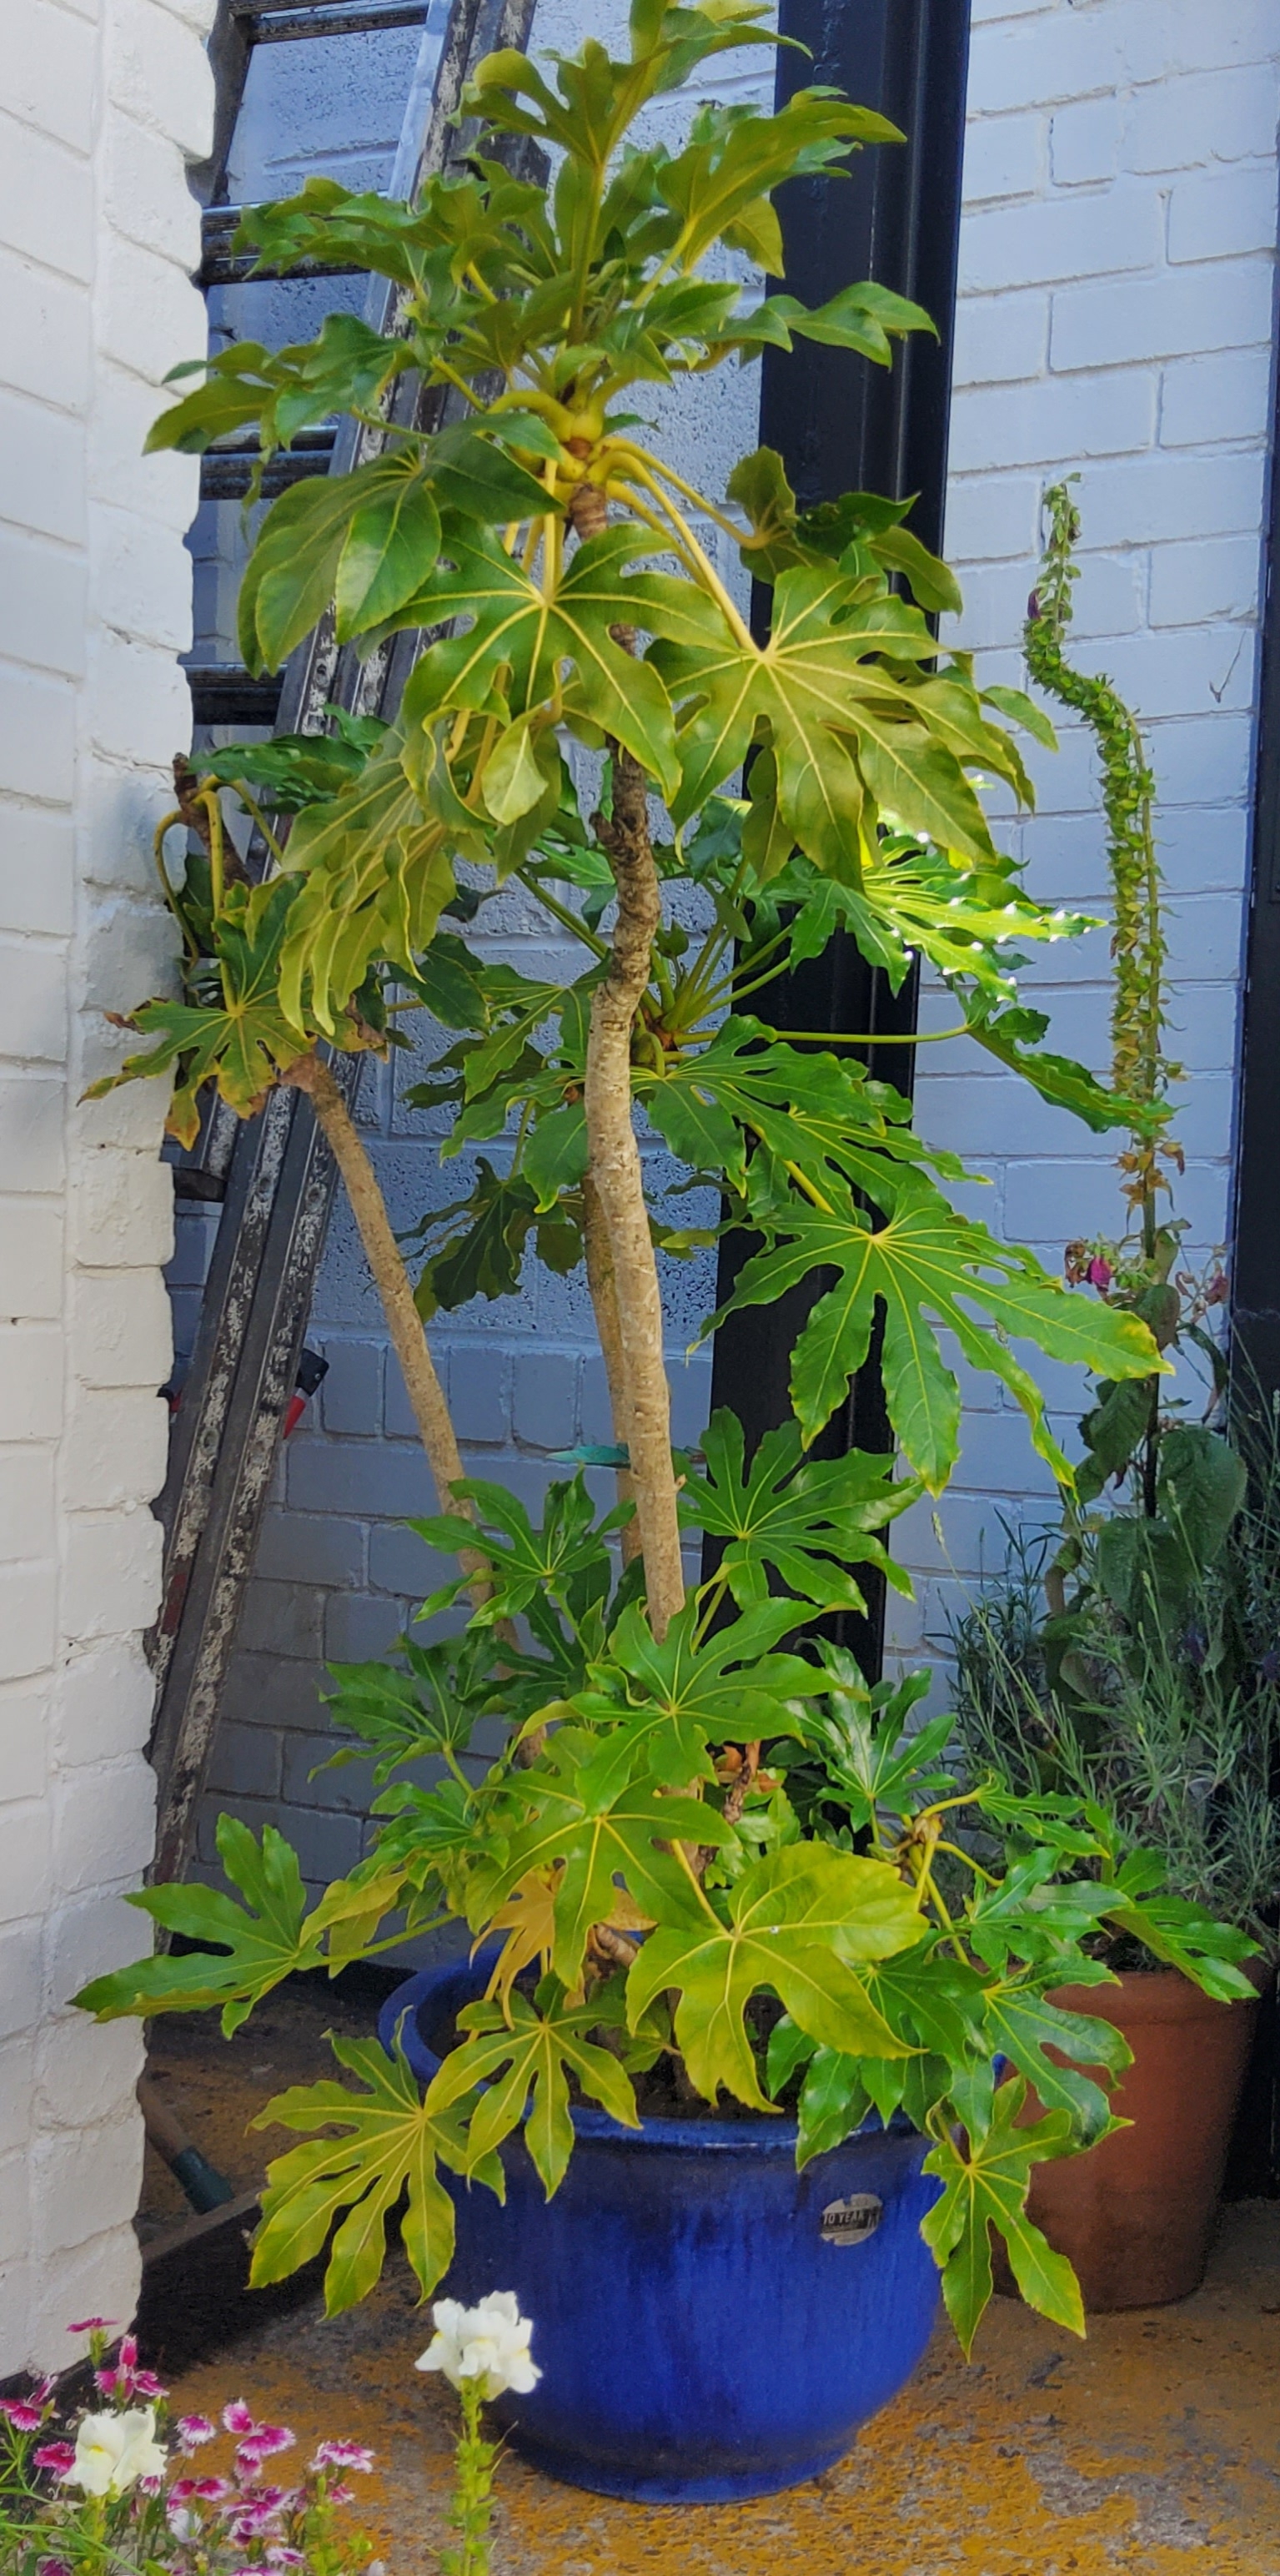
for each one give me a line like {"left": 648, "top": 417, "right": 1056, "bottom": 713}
{"left": 1017, "top": 1971, "right": 1259, "bottom": 2312}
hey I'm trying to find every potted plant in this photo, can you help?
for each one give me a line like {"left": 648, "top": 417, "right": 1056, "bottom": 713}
{"left": 72, "top": 5, "right": 1253, "bottom": 2499}
{"left": 948, "top": 484, "right": 1278, "bottom": 2313}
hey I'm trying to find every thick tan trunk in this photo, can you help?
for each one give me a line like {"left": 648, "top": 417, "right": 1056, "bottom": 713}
{"left": 582, "top": 1172, "right": 641, "bottom": 1564}
{"left": 283, "top": 1053, "right": 492, "bottom": 1609}
{"left": 568, "top": 476, "right": 685, "bottom": 1637}
{"left": 584, "top": 750, "right": 685, "bottom": 1638}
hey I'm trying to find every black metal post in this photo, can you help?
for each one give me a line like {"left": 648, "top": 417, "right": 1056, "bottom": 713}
{"left": 705, "top": 0, "right": 972, "bottom": 1675}
{"left": 1231, "top": 355, "right": 1280, "bottom": 1406}
{"left": 1222, "top": 267, "right": 1280, "bottom": 2205}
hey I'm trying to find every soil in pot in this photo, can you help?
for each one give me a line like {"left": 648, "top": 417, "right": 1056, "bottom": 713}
{"left": 1011, "top": 1970, "right": 1259, "bottom": 2312}
{"left": 379, "top": 1958, "right": 942, "bottom": 2503}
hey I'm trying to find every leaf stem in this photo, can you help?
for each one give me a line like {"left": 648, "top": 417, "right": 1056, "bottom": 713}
{"left": 612, "top": 460, "right": 754, "bottom": 651}
{"left": 520, "top": 873, "right": 610, "bottom": 958}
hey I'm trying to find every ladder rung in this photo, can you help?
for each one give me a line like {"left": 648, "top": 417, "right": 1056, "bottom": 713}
{"left": 199, "top": 430, "right": 337, "bottom": 501}
{"left": 184, "top": 665, "right": 284, "bottom": 727}
{"left": 232, "top": 0, "right": 432, "bottom": 38}
{"left": 200, "top": 204, "right": 373, "bottom": 287}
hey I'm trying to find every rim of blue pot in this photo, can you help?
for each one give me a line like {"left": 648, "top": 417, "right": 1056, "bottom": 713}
{"left": 378, "top": 1954, "right": 918, "bottom": 2155}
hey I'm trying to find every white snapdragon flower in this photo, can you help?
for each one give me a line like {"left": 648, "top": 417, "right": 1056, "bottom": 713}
{"left": 415, "top": 2293, "right": 540, "bottom": 2397}
{"left": 68, "top": 2407, "right": 167, "bottom": 2497}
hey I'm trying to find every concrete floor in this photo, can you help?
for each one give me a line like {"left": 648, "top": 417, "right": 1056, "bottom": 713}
{"left": 149, "top": 1996, "right": 1280, "bottom": 2575}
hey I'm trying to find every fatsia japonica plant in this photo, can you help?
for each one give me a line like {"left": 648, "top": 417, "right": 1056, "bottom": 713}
{"left": 76, "top": 0, "right": 1254, "bottom": 2357}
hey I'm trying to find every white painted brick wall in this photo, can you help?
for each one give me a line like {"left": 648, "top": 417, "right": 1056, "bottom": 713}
{"left": 884, "top": 0, "right": 1280, "bottom": 1688}
{"left": 0, "top": 0, "right": 213, "bottom": 2377}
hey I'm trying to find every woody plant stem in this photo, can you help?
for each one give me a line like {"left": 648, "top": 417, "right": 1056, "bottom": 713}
{"left": 283, "top": 1051, "right": 493, "bottom": 1610}
{"left": 571, "top": 473, "right": 685, "bottom": 1636}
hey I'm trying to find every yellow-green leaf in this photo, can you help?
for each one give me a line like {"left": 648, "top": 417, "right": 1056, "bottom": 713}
{"left": 625, "top": 1844, "right": 921, "bottom": 2111}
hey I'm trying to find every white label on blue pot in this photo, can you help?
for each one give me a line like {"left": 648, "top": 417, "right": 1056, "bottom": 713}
{"left": 821, "top": 2193, "right": 883, "bottom": 2246}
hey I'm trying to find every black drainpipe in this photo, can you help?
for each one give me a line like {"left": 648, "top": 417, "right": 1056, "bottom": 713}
{"left": 1222, "top": 264, "right": 1280, "bottom": 2201}
{"left": 1230, "top": 333, "right": 1280, "bottom": 1402}
{"left": 705, "top": 0, "right": 972, "bottom": 1677}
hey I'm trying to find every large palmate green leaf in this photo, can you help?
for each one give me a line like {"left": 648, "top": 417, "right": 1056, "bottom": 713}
{"left": 399, "top": 524, "right": 686, "bottom": 799}
{"left": 648, "top": 561, "right": 1007, "bottom": 869}
{"left": 464, "top": 9, "right": 795, "bottom": 186}
{"left": 88, "top": 878, "right": 309, "bottom": 1145}
{"left": 197, "top": 720, "right": 383, "bottom": 813}
{"left": 640, "top": 1014, "right": 965, "bottom": 1205}
{"left": 717, "top": 1177, "right": 1161, "bottom": 1489}
{"left": 409, "top": 1472, "right": 621, "bottom": 1629}
{"left": 981, "top": 1985, "right": 1129, "bottom": 2145}
{"left": 651, "top": 90, "right": 901, "bottom": 272}
{"left": 679, "top": 1407, "right": 915, "bottom": 1613}
{"left": 250, "top": 2035, "right": 484, "bottom": 2312}
{"left": 472, "top": 1736, "right": 727, "bottom": 1986}
{"left": 755, "top": 838, "right": 1097, "bottom": 1021}
{"left": 424, "top": 1985, "right": 640, "bottom": 2196}
{"left": 274, "top": 730, "right": 457, "bottom": 1033}
{"left": 321, "top": 1630, "right": 499, "bottom": 1784}
{"left": 724, "top": 282, "right": 935, "bottom": 370}
{"left": 575, "top": 1597, "right": 827, "bottom": 1754}
{"left": 774, "top": 1936, "right": 994, "bottom": 2162}
{"left": 73, "top": 1818, "right": 322, "bottom": 2036}
{"left": 402, "top": 1161, "right": 579, "bottom": 1321}
{"left": 146, "top": 313, "right": 410, "bottom": 465}
{"left": 921, "top": 2080, "right": 1086, "bottom": 2354}
{"left": 779, "top": 1662, "right": 957, "bottom": 1834}
{"left": 238, "top": 457, "right": 441, "bottom": 672}
{"left": 625, "top": 1843, "right": 921, "bottom": 2110}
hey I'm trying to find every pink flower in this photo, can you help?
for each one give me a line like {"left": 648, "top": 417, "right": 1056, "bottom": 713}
{"left": 132, "top": 2372, "right": 167, "bottom": 2401}
{"left": 222, "top": 2401, "right": 258, "bottom": 2438}
{"left": 38, "top": 2560, "right": 73, "bottom": 2575}
{"left": 118, "top": 2336, "right": 138, "bottom": 2371}
{"left": 235, "top": 2427, "right": 295, "bottom": 2476}
{"left": 265, "top": 2550, "right": 307, "bottom": 2569}
{"left": 177, "top": 2415, "right": 217, "bottom": 2452}
{"left": 1086, "top": 1255, "right": 1113, "bottom": 1292}
{"left": 328, "top": 2484, "right": 355, "bottom": 2506}
{"left": 248, "top": 2425, "right": 294, "bottom": 2458}
{"left": 67, "top": 2320, "right": 113, "bottom": 2337}
{"left": 33, "top": 2443, "right": 76, "bottom": 2477}
{"left": 1, "top": 2399, "right": 47, "bottom": 2433}
{"left": 225, "top": 2500, "right": 287, "bottom": 2542}
{"left": 310, "top": 2440, "right": 374, "bottom": 2473}
{"left": 138, "top": 2474, "right": 163, "bottom": 2498}
{"left": 171, "top": 2473, "right": 229, "bottom": 2504}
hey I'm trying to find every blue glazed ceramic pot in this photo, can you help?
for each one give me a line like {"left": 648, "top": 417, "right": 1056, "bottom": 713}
{"left": 379, "top": 1955, "right": 941, "bottom": 2502}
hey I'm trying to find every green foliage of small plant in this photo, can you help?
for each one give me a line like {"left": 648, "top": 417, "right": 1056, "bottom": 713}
{"left": 1025, "top": 480, "right": 1221, "bottom": 1564}
{"left": 951, "top": 488, "right": 1278, "bottom": 1965}
{"left": 73, "top": 5, "right": 1250, "bottom": 2364}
